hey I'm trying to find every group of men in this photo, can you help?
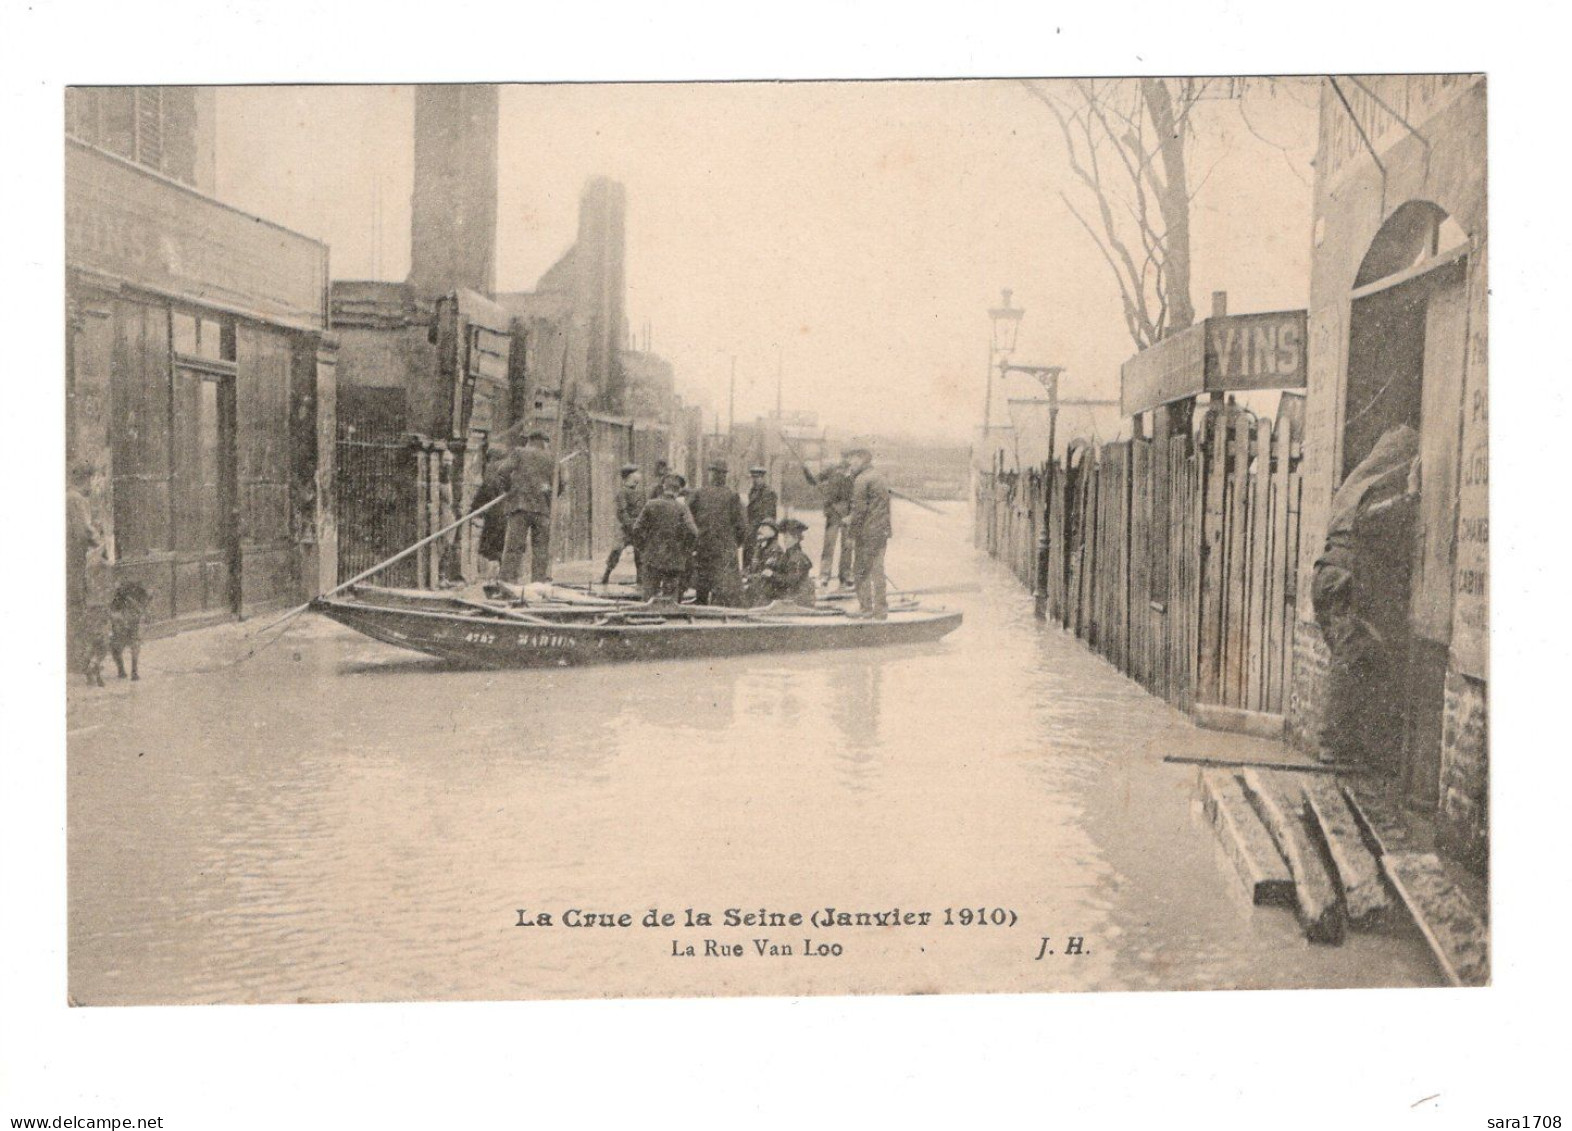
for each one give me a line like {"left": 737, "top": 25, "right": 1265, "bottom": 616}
{"left": 480, "top": 425, "right": 893, "bottom": 619}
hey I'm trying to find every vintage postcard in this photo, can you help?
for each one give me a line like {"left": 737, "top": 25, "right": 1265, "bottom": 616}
{"left": 62, "top": 76, "right": 1488, "bottom": 1007}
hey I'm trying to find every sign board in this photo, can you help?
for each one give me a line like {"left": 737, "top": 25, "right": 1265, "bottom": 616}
{"left": 1121, "top": 309, "right": 1307, "bottom": 416}
{"left": 66, "top": 140, "right": 327, "bottom": 331}
{"left": 1204, "top": 310, "right": 1307, "bottom": 393}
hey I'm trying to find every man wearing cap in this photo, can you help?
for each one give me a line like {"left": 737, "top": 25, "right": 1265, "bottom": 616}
{"left": 745, "top": 466, "right": 778, "bottom": 544}
{"left": 803, "top": 454, "right": 855, "bottom": 588}
{"left": 687, "top": 459, "right": 749, "bottom": 606}
{"left": 600, "top": 464, "right": 645, "bottom": 585}
{"left": 633, "top": 475, "right": 698, "bottom": 600}
{"left": 493, "top": 428, "right": 556, "bottom": 584}
{"left": 845, "top": 446, "right": 891, "bottom": 620}
{"left": 755, "top": 517, "right": 816, "bottom": 609}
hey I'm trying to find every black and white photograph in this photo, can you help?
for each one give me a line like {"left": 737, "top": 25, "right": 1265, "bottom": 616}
{"left": 7, "top": 4, "right": 1564, "bottom": 1125}
{"left": 59, "top": 74, "right": 1488, "bottom": 1005}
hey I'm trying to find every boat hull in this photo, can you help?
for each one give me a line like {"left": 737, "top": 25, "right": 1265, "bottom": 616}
{"left": 312, "top": 597, "right": 963, "bottom": 669}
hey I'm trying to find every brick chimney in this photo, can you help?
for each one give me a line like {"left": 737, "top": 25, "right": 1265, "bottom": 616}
{"left": 409, "top": 85, "right": 499, "bottom": 298}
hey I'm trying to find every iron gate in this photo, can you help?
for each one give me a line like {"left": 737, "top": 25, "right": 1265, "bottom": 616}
{"left": 335, "top": 432, "right": 419, "bottom": 587}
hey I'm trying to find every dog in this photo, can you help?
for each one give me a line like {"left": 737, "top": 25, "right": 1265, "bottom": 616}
{"left": 83, "top": 582, "right": 149, "bottom": 686}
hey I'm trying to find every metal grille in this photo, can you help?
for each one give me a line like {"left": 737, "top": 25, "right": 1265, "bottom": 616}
{"left": 335, "top": 433, "right": 419, "bottom": 586}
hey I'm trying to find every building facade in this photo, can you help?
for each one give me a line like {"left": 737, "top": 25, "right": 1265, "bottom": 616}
{"left": 1287, "top": 75, "right": 1487, "bottom": 870}
{"left": 66, "top": 124, "right": 336, "bottom": 632}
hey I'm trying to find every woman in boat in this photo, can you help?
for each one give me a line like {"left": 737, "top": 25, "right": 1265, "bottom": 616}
{"left": 754, "top": 518, "right": 816, "bottom": 609}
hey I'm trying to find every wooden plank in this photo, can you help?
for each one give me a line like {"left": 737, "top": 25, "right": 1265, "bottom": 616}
{"left": 1167, "top": 754, "right": 1355, "bottom": 774}
{"left": 1302, "top": 775, "right": 1392, "bottom": 924}
{"left": 1263, "top": 419, "right": 1292, "bottom": 713}
{"left": 1384, "top": 852, "right": 1490, "bottom": 987}
{"left": 1245, "top": 417, "right": 1273, "bottom": 711}
{"left": 1197, "top": 409, "right": 1226, "bottom": 703}
{"left": 1200, "top": 770, "right": 1294, "bottom": 906}
{"left": 1224, "top": 412, "right": 1251, "bottom": 706}
{"left": 1192, "top": 703, "right": 1286, "bottom": 739}
{"left": 1242, "top": 769, "right": 1346, "bottom": 944}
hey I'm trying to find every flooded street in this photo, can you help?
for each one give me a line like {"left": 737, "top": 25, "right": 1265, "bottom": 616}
{"left": 67, "top": 503, "right": 1441, "bottom": 1004}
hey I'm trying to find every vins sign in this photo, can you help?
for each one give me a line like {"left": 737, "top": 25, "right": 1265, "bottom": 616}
{"left": 1121, "top": 308, "right": 1307, "bottom": 416}
{"left": 1205, "top": 310, "right": 1307, "bottom": 391}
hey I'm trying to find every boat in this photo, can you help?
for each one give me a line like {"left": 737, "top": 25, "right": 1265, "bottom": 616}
{"left": 310, "top": 586, "right": 963, "bottom": 669}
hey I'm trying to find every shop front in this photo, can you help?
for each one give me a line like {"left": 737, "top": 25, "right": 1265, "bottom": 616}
{"left": 66, "top": 139, "right": 336, "bottom": 632}
{"left": 1290, "top": 76, "right": 1487, "bottom": 869}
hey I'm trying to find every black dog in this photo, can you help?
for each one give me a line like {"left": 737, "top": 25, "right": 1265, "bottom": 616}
{"left": 84, "top": 582, "right": 149, "bottom": 685}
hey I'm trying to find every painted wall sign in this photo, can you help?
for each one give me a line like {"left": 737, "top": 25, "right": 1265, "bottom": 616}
{"left": 1121, "top": 310, "right": 1308, "bottom": 416}
{"left": 66, "top": 140, "right": 327, "bottom": 331}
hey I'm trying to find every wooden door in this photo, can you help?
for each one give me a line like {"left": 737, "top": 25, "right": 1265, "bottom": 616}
{"left": 1404, "top": 264, "right": 1469, "bottom": 809}
{"left": 171, "top": 366, "right": 237, "bottom": 617}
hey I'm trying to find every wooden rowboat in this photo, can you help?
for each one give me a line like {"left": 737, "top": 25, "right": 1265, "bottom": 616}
{"left": 311, "top": 588, "right": 962, "bottom": 669}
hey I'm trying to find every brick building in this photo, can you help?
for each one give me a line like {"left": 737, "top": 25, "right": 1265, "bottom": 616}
{"left": 66, "top": 89, "right": 338, "bottom": 632}
{"left": 1287, "top": 76, "right": 1487, "bottom": 870}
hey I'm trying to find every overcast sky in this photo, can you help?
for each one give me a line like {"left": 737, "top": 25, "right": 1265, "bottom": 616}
{"left": 215, "top": 80, "right": 1319, "bottom": 442}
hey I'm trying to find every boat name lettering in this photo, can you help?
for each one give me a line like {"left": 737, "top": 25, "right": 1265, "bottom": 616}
{"left": 517, "top": 633, "right": 576, "bottom": 648}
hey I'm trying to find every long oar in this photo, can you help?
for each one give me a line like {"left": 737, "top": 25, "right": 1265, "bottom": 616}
{"left": 250, "top": 492, "right": 509, "bottom": 637}
{"left": 888, "top": 487, "right": 944, "bottom": 514}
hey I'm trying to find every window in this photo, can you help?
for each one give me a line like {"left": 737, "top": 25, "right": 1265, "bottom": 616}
{"left": 66, "top": 86, "right": 204, "bottom": 188}
{"left": 172, "top": 310, "right": 236, "bottom": 364}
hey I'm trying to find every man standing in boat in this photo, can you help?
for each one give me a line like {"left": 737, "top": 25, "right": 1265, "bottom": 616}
{"left": 494, "top": 428, "right": 556, "bottom": 584}
{"left": 600, "top": 463, "right": 644, "bottom": 586}
{"left": 688, "top": 459, "right": 749, "bottom": 606}
{"left": 802, "top": 453, "right": 855, "bottom": 589}
{"left": 745, "top": 465, "right": 778, "bottom": 545}
{"left": 632, "top": 474, "right": 699, "bottom": 600}
{"left": 846, "top": 445, "right": 891, "bottom": 620}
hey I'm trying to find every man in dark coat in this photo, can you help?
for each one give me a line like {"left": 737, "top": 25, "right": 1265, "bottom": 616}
{"left": 803, "top": 455, "right": 855, "bottom": 587}
{"left": 601, "top": 464, "right": 644, "bottom": 585}
{"left": 1311, "top": 423, "right": 1420, "bottom": 771}
{"left": 755, "top": 517, "right": 816, "bottom": 609}
{"left": 745, "top": 466, "right": 778, "bottom": 541}
{"left": 632, "top": 475, "right": 698, "bottom": 599}
{"left": 687, "top": 460, "right": 749, "bottom": 606}
{"left": 846, "top": 446, "right": 892, "bottom": 619}
{"left": 492, "top": 429, "right": 556, "bottom": 583}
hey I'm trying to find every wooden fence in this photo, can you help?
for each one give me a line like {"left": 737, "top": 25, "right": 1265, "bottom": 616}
{"left": 976, "top": 404, "right": 1303, "bottom": 727}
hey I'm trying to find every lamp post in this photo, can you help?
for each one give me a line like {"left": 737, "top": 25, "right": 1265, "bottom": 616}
{"left": 984, "top": 289, "right": 1024, "bottom": 449}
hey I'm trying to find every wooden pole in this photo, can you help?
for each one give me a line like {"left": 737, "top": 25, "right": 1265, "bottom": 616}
{"left": 547, "top": 341, "right": 570, "bottom": 574}
{"left": 252, "top": 492, "right": 509, "bottom": 635}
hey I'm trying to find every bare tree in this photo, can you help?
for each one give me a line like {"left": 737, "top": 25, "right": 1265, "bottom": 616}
{"left": 1021, "top": 78, "right": 1225, "bottom": 350}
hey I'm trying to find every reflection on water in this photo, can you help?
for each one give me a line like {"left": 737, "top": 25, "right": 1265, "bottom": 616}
{"left": 67, "top": 504, "right": 1441, "bottom": 1005}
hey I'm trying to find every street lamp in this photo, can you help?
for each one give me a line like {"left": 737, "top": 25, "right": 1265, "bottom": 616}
{"left": 989, "top": 288, "right": 1024, "bottom": 355}
{"left": 983, "top": 289, "right": 1024, "bottom": 452}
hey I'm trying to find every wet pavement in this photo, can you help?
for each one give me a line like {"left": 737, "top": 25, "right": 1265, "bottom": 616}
{"left": 67, "top": 503, "right": 1442, "bottom": 1004}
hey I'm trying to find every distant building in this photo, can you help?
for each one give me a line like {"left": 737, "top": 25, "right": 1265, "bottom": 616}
{"left": 65, "top": 91, "right": 337, "bottom": 632}
{"left": 1289, "top": 75, "right": 1487, "bottom": 869}
{"left": 496, "top": 177, "right": 628, "bottom": 415}
{"left": 622, "top": 350, "right": 676, "bottom": 420}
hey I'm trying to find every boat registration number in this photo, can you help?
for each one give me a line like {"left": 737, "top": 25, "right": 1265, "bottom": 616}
{"left": 460, "top": 630, "right": 575, "bottom": 648}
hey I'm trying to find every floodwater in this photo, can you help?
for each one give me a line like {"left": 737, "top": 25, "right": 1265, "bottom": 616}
{"left": 67, "top": 503, "right": 1441, "bottom": 1005}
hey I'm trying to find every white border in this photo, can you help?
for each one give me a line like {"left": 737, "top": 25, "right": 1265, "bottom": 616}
{"left": 4, "top": 2, "right": 1566, "bottom": 1125}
